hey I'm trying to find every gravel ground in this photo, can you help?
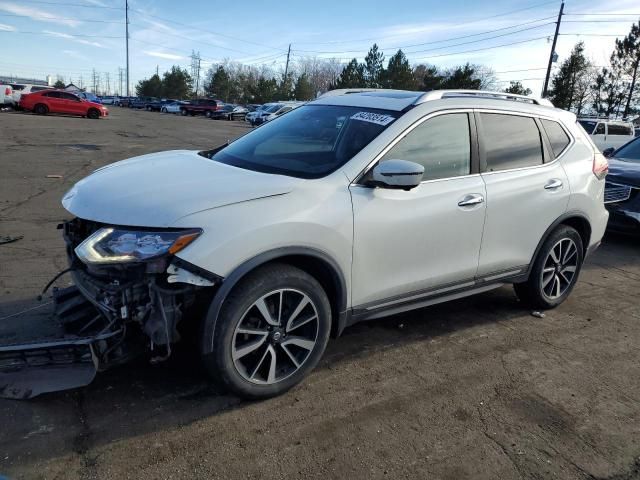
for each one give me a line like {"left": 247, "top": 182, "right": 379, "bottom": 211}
{"left": 0, "top": 108, "right": 639, "bottom": 480}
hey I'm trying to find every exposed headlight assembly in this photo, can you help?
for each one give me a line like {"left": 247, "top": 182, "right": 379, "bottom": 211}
{"left": 75, "top": 227, "right": 202, "bottom": 264}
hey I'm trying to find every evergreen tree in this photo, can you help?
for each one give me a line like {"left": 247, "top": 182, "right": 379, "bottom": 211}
{"left": 384, "top": 50, "right": 414, "bottom": 89}
{"left": 248, "top": 76, "right": 278, "bottom": 103}
{"left": 614, "top": 21, "right": 640, "bottom": 117}
{"left": 504, "top": 81, "right": 532, "bottom": 96}
{"left": 294, "top": 73, "right": 314, "bottom": 100}
{"left": 135, "top": 74, "right": 163, "bottom": 97}
{"left": 53, "top": 80, "right": 66, "bottom": 89}
{"left": 162, "top": 66, "right": 192, "bottom": 99}
{"left": 441, "top": 63, "right": 481, "bottom": 89}
{"left": 205, "top": 66, "right": 232, "bottom": 101}
{"left": 364, "top": 43, "right": 385, "bottom": 87}
{"left": 334, "top": 59, "right": 366, "bottom": 88}
{"left": 549, "top": 42, "right": 592, "bottom": 111}
{"left": 420, "top": 65, "right": 444, "bottom": 90}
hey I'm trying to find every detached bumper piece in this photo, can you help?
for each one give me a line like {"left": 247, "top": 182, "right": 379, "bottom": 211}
{"left": 0, "top": 286, "right": 125, "bottom": 399}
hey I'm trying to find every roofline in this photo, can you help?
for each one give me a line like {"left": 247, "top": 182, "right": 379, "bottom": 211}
{"left": 319, "top": 88, "right": 554, "bottom": 108}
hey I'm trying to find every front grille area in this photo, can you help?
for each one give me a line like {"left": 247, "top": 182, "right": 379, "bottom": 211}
{"left": 604, "top": 182, "right": 632, "bottom": 204}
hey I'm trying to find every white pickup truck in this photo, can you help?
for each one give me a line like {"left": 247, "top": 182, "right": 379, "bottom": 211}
{"left": 578, "top": 118, "right": 635, "bottom": 152}
{"left": 0, "top": 84, "right": 14, "bottom": 108}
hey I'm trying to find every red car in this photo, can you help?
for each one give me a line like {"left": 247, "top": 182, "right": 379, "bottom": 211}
{"left": 19, "top": 89, "right": 108, "bottom": 119}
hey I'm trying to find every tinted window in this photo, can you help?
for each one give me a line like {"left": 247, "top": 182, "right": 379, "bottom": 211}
{"left": 210, "top": 105, "right": 397, "bottom": 179}
{"left": 480, "top": 113, "right": 544, "bottom": 171}
{"left": 43, "top": 91, "right": 61, "bottom": 98}
{"left": 31, "top": 86, "right": 48, "bottom": 92}
{"left": 380, "top": 113, "right": 471, "bottom": 181}
{"left": 61, "top": 92, "right": 79, "bottom": 101}
{"left": 541, "top": 119, "right": 570, "bottom": 158}
{"left": 578, "top": 120, "right": 596, "bottom": 134}
{"left": 595, "top": 123, "right": 605, "bottom": 135}
{"left": 613, "top": 137, "right": 640, "bottom": 162}
{"left": 608, "top": 124, "right": 633, "bottom": 136}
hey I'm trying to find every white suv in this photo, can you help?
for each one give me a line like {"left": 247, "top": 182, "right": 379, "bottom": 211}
{"left": 58, "top": 89, "right": 609, "bottom": 399}
{"left": 578, "top": 118, "right": 635, "bottom": 152}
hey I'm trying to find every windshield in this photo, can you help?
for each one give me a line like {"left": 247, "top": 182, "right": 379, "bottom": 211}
{"left": 210, "top": 105, "right": 398, "bottom": 179}
{"left": 264, "top": 104, "right": 281, "bottom": 113}
{"left": 613, "top": 137, "right": 640, "bottom": 163}
{"left": 579, "top": 120, "right": 597, "bottom": 134}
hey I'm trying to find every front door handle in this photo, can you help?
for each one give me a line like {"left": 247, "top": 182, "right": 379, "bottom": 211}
{"left": 544, "top": 179, "right": 563, "bottom": 190}
{"left": 458, "top": 194, "right": 484, "bottom": 207}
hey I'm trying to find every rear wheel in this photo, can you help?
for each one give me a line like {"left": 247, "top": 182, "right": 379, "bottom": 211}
{"left": 87, "top": 108, "right": 100, "bottom": 119}
{"left": 205, "top": 110, "right": 213, "bottom": 118}
{"left": 514, "top": 225, "right": 583, "bottom": 309}
{"left": 34, "top": 104, "right": 48, "bottom": 115}
{"left": 204, "top": 264, "right": 331, "bottom": 399}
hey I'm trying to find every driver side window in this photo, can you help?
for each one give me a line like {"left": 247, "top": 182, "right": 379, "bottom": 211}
{"left": 595, "top": 123, "right": 605, "bottom": 135}
{"left": 380, "top": 113, "right": 471, "bottom": 181}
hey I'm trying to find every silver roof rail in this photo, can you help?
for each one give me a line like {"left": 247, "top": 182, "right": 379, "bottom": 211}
{"left": 318, "top": 88, "right": 385, "bottom": 98}
{"left": 416, "top": 90, "right": 554, "bottom": 107}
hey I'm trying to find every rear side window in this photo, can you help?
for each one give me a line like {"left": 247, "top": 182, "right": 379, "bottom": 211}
{"left": 480, "top": 113, "right": 544, "bottom": 172}
{"left": 595, "top": 123, "right": 605, "bottom": 135}
{"left": 43, "top": 91, "right": 60, "bottom": 98}
{"left": 381, "top": 113, "right": 471, "bottom": 181}
{"left": 578, "top": 120, "right": 596, "bottom": 133}
{"left": 608, "top": 124, "right": 633, "bottom": 136}
{"left": 31, "top": 86, "right": 48, "bottom": 92}
{"left": 541, "top": 119, "right": 571, "bottom": 157}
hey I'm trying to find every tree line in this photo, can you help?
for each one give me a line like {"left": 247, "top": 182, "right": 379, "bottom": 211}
{"left": 132, "top": 20, "right": 639, "bottom": 117}
{"left": 549, "top": 20, "right": 639, "bottom": 117}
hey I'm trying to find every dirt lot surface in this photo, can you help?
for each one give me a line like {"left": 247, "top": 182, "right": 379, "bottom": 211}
{"left": 1, "top": 108, "right": 639, "bottom": 480}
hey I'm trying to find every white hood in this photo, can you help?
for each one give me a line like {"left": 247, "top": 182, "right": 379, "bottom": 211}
{"left": 62, "top": 150, "right": 298, "bottom": 227}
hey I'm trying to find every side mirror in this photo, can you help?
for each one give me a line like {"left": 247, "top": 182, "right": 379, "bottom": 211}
{"left": 370, "top": 159, "right": 424, "bottom": 191}
{"left": 602, "top": 147, "right": 615, "bottom": 158}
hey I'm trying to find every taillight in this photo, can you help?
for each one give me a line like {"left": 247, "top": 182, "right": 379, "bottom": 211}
{"left": 4, "top": 87, "right": 10, "bottom": 95}
{"left": 593, "top": 151, "right": 608, "bottom": 180}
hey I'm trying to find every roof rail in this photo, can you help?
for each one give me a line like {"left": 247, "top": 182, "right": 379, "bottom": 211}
{"left": 318, "top": 88, "right": 383, "bottom": 98}
{"left": 416, "top": 90, "right": 554, "bottom": 107}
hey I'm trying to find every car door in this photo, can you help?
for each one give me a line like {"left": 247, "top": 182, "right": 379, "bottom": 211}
{"left": 42, "top": 91, "right": 65, "bottom": 112}
{"left": 475, "top": 111, "right": 570, "bottom": 278}
{"left": 64, "top": 92, "right": 86, "bottom": 115}
{"left": 350, "top": 111, "right": 487, "bottom": 310}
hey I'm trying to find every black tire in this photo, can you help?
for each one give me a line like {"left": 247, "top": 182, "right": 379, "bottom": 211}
{"left": 514, "top": 225, "right": 584, "bottom": 310}
{"left": 180, "top": 108, "right": 188, "bottom": 116}
{"left": 204, "top": 263, "right": 332, "bottom": 399}
{"left": 34, "top": 104, "right": 48, "bottom": 115}
{"left": 146, "top": 105, "right": 152, "bottom": 111}
{"left": 204, "top": 110, "right": 212, "bottom": 118}
{"left": 87, "top": 108, "right": 100, "bottom": 119}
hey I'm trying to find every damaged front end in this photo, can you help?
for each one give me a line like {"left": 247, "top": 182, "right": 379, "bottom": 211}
{"left": 0, "top": 218, "right": 219, "bottom": 399}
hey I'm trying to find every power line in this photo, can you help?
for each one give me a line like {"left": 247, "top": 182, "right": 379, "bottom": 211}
{"left": 411, "top": 36, "right": 549, "bottom": 61}
{"left": 0, "top": 12, "right": 123, "bottom": 24}
{"left": 559, "top": 33, "right": 628, "bottom": 37}
{"left": 563, "top": 19, "right": 639, "bottom": 23}
{"left": 564, "top": 12, "right": 640, "bottom": 16}
{"left": 12, "top": 0, "right": 124, "bottom": 9}
{"left": 294, "top": 17, "right": 556, "bottom": 54}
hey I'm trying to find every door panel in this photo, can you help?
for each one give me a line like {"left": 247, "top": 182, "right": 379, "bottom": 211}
{"left": 476, "top": 111, "right": 570, "bottom": 276}
{"left": 350, "top": 176, "right": 486, "bottom": 307}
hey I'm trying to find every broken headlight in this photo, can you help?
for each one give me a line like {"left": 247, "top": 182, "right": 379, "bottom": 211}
{"left": 75, "top": 227, "right": 202, "bottom": 264}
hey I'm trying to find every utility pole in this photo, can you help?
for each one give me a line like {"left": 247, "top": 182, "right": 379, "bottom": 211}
{"left": 125, "top": 0, "right": 130, "bottom": 97}
{"left": 156, "top": 65, "right": 159, "bottom": 77}
{"left": 283, "top": 43, "right": 291, "bottom": 81}
{"left": 105, "top": 72, "right": 111, "bottom": 95}
{"left": 92, "top": 69, "right": 97, "bottom": 93}
{"left": 118, "top": 68, "right": 124, "bottom": 96}
{"left": 542, "top": 1, "right": 564, "bottom": 98}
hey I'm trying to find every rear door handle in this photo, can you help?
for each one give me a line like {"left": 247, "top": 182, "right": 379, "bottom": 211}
{"left": 458, "top": 194, "right": 484, "bottom": 207}
{"left": 544, "top": 179, "right": 563, "bottom": 190}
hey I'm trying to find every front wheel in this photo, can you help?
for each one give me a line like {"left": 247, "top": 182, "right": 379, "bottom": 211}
{"left": 514, "top": 225, "right": 584, "bottom": 309}
{"left": 34, "top": 104, "right": 48, "bottom": 115}
{"left": 87, "top": 108, "right": 100, "bottom": 119}
{"left": 204, "top": 264, "right": 332, "bottom": 399}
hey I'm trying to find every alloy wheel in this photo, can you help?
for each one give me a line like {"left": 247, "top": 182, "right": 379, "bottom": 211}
{"left": 232, "top": 288, "right": 319, "bottom": 385}
{"left": 541, "top": 238, "right": 578, "bottom": 300}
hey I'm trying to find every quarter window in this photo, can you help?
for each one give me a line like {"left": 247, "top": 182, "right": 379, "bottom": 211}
{"left": 480, "top": 113, "right": 544, "bottom": 171}
{"left": 380, "top": 113, "right": 471, "bottom": 181}
{"left": 607, "top": 124, "right": 633, "bottom": 136}
{"left": 43, "top": 91, "right": 60, "bottom": 98}
{"left": 541, "top": 119, "right": 570, "bottom": 158}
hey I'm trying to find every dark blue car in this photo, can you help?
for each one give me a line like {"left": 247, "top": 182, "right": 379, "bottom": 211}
{"left": 604, "top": 137, "right": 640, "bottom": 234}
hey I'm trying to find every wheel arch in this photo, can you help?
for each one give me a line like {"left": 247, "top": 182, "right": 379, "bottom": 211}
{"left": 525, "top": 211, "right": 592, "bottom": 279}
{"left": 200, "top": 247, "right": 349, "bottom": 355}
